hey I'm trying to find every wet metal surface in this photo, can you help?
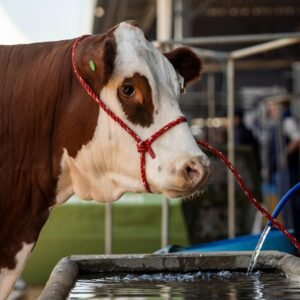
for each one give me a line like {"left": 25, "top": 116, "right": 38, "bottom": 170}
{"left": 68, "top": 271, "right": 300, "bottom": 300}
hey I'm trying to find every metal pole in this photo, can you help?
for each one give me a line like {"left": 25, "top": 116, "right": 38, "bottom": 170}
{"left": 189, "top": 46, "right": 228, "bottom": 60}
{"left": 157, "top": 0, "right": 173, "bottom": 41}
{"left": 104, "top": 203, "right": 112, "bottom": 254}
{"left": 157, "top": 0, "right": 172, "bottom": 250}
{"left": 207, "top": 73, "right": 216, "bottom": 144}
{"left": 161, "top": 197, "right": 170, "bottom": 248}
{"left": 174, "top": 0, "right": 182, "bottom": 40}
{"left": 157, "top": 32, "right": 300, "bottom": 46}
{"left": 230, "top": 38, "right": 300, "bottom": 60}
{"left": 227, "top": 58, "right": 235, "bottom": 238}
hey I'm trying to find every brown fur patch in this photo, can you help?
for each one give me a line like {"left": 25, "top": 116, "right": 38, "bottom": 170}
{"left": 0, "top": 38, "right": 100, "bottom": 269}
{"left": 164, "top": 47, "right": 202, "bottom": 86}
{"left": 117, "top": 73, "right": 154, "bottom": 127}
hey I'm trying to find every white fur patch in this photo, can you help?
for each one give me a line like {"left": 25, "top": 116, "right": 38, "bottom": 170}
{"left": 0, "top": 243, "right": 34, "bottom": 300}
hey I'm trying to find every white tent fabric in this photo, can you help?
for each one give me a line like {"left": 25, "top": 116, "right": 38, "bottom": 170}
{"left": 0, "top": 0, "right": 95, "bottom": 45}
{"left": 0, "top": 5, "right": 29, "bottom": 44}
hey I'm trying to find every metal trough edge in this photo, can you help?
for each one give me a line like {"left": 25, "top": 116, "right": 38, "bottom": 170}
{"left": 38, "top": 257, "right": 79, "bottom": 300}
{"left": 278, "top": 254, "right": 300, "bottom": 281}
{"left": 38, "top": 251, "right": 298, "bottom": 300}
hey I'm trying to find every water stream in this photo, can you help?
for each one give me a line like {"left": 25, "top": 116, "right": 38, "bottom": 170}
{"left": 247, "top": 225, "right": 271, "bottom": 274}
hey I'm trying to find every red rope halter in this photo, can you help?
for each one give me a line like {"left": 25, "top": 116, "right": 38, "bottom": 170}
{"left": 72, "top": 36, "right": 187, "bottom": 192}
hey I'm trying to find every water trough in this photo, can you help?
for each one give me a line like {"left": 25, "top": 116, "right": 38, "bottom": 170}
{"left": 39, "top": 251, "right": 300, "bottom": 299}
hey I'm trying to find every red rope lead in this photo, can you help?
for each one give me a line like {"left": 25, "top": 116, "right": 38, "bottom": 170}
{"left": 197, "top": 140, "right": 300, "bottom": 250}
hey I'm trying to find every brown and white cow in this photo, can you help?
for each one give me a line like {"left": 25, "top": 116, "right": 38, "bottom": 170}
{"left": 0, "top": 21, "right": 210, "bottom": 298}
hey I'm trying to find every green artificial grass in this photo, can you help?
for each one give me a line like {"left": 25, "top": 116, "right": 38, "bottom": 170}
{"left": 22, "top": 194, "right": 188, "bottom": 285}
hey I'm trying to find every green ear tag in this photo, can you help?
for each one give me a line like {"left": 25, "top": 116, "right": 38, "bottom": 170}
{"left": 89, "top": 60, "right": 96, "bottom": 72}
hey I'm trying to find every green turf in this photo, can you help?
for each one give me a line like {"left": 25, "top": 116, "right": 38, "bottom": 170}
{"left": 21, "top": 194, "right": 188, "bottom": 285}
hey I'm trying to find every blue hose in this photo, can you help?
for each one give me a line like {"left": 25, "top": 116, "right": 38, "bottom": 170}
{"left": 267, "top": 182, "right": 300, "bottom": 227}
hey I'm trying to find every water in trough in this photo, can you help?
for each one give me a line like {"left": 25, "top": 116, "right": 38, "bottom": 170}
{"left": 68, "top": 270, "right": 300, "bottom": 299}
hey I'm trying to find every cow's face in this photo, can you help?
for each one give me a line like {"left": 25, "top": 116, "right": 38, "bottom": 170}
{"left": 59, "top": 21, "right": 210, "bottom": 203}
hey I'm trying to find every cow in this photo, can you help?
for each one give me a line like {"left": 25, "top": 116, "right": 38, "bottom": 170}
{"left": 0, "top": 21, "right": 210, "bottom": 298}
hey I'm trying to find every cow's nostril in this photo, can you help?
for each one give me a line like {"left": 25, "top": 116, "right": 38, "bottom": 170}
{"left": 185, "top": 161, "right": 201, "bottom": 184}
{"left": 186, "top": 166, "right": 193, "bottom": 174}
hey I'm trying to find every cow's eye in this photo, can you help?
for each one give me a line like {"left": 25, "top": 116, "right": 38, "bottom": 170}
{"left": 122, "top": 85, "right": 135, "bottom": 97}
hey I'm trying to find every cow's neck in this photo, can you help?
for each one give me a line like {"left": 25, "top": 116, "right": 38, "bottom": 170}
{"left": 55, "top": 110, "right": 143, "bottom": 204}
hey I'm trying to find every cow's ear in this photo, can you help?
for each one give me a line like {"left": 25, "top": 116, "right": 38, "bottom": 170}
{"left": 75, "top": 34, "right": 117, "bottom": 92}
{"left": 164, "top": 47, "right": 202, "bottom": 86}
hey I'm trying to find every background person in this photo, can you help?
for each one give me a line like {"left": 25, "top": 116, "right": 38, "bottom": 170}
{"left": 266, "top": 97, "right": 300, "bottom": 242}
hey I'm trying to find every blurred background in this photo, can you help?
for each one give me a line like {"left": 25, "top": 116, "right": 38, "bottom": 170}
{"left": 1, "top": 0, "right": 300, "bottom": 296}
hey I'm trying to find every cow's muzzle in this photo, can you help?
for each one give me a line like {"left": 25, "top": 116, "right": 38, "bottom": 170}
{"left": 163, "top": 155, "right": 211, "bottom": 198}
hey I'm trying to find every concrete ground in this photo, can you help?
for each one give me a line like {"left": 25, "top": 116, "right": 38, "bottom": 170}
{"left": 8, "top": 286, "right": 43, "bottom": 300}
{"left": 25, "top": 287, "right": 44, "bottom": 299}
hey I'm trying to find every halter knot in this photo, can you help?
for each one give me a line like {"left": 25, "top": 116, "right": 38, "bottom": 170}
{"left": 137, "top": 141, "right": 156, "bottom": 159}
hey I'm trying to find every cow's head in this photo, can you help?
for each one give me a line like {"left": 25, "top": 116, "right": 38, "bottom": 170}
{"left": 58, "top": 21, "right": 211, "bottom": 203}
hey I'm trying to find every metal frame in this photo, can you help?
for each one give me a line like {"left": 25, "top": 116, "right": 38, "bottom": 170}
{"left": 157, "top": 32, "right": 300, "bottom": 47}
{"left": 159, "top": 33, "right": 300, "bottom": 238}
{"left": 103, "top": 33, "right": 300, "bottom": 253}
{"left": 105, "top": 198, "right": 171, "bottom": 254}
